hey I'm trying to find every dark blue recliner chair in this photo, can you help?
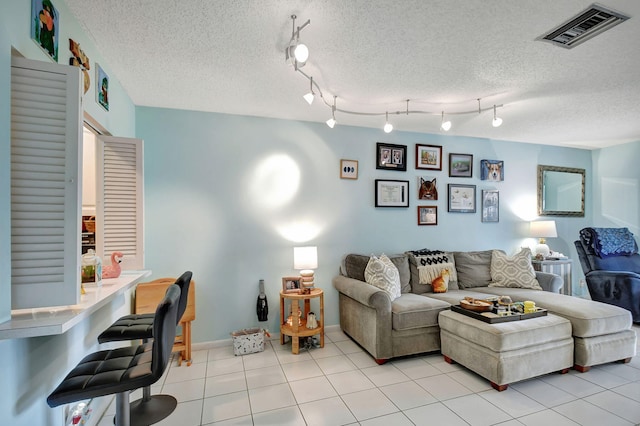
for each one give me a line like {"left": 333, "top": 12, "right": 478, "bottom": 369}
{"left": 575, "top": 227, "right": 640, "bottom": 323}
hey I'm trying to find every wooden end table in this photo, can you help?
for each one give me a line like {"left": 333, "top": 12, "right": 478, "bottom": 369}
{"left": 280, "top": 288, "right": 324, "bottom": 354}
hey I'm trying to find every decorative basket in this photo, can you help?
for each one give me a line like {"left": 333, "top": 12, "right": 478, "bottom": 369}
{"left": 230, "top": 328, "right": 265, "bottom": 356}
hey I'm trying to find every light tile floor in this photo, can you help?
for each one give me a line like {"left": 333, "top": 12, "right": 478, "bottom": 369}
{"left": 98, "top": 325, "right": 640, "bottom": 426}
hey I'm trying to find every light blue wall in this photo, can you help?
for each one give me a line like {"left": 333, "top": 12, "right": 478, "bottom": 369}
{"left": 0, "top": 1, "right": 137, "bottom": 424}
{"left": 137, "top": 106, "right": 593, "bottom": 343}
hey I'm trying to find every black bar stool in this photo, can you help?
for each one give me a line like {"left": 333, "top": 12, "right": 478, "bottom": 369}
{"left": 97, "top": 271, "right": 192, "bottom": 425}
{"left": 47, "top": 284, "right": 180, "bottom": 426}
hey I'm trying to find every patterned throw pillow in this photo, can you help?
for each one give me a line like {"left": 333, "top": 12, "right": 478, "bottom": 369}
{"left": 364, "top": 254, "right": 401, "bottom": 301}
{"left": 489, "top": 248, "right": 542, "bottom": 290}
{"left": 409, "top": 249, "right": 458, "bottom": 284}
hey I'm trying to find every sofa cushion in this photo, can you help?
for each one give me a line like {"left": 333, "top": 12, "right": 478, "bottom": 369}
{"left": 406, "top": 250, "right": 458, "bottom": 293}
{"left": 343, "top": 254, "right": 411, "bottom": 293}
{"left": 452, "top": 250, "right": 494, "bottom": 288}
{"left": 489, "top": 248, "right": 542, "bottom": 290}
{"left": 365, "top": 255, "right": 401, "bottom": 301}
{"left": 391, "top": 294, "right": 450, "bottom": 331}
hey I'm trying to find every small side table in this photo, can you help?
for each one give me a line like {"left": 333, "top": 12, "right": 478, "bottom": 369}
{"left": 280, "top": 288, "right": 324, "bottom": 354}
{"left": 532, "top": 259, "right": 572, "bottom": 296}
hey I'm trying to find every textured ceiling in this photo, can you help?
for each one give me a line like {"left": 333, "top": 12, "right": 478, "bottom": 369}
{"left": 64, "top": 0, "right": 640, "bottom": 149}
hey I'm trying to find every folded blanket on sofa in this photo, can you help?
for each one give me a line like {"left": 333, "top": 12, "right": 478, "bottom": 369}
{"left": 580, "top": 227, "right": 638, "bottom": 258}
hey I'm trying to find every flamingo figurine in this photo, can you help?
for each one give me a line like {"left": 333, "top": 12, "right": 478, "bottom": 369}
{"left": 103, "top": 251, "right": 123, "bottom": 279}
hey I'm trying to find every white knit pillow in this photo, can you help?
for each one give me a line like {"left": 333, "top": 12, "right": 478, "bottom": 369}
{"left": 489, "top": 248, "right": 542, "bottom": 290}
{"left": 364, "top": 254, "right": 401, "bottom": 301}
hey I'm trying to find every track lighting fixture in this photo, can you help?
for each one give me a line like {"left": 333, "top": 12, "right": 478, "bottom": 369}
{"left": 283, "top": 14, "right": 506, "bottom": 132}
{"left": 326, "top": 96, "right": 337, "bottom": 128}
{"left": 440, "top": 111, "right": 452, "bottom": 131}
{"left": 383, "top": 112, "right": 393, "bottom": 133}
{"left": 285, "top": 15, "right": 311, "bottom": 70}
{"left": 303, "top": 77, "right": 315, "bottom": 105}
{"left": 492, "top": 105, "right": 503, "bottom": 127}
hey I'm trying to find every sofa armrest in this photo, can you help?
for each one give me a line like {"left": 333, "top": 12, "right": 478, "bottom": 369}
{"left": 535, "top": 271, "right": 563, "bottom": 293}
{"left": 332, "top": 275, "right": 391, "bottom": 312}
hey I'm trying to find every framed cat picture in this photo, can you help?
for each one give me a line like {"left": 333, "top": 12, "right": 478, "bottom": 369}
{"left": 417, "top": 176, "right": 438, "bottom": 200}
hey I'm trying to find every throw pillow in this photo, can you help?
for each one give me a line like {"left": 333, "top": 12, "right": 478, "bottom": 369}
{"left": 432, "top": 269, "right": 450, "bottom": 293}
{"left": 406, "top": 249, "right": 458, "bottom": 293}
{"left": 489, "top": 248, "right": 542, "bottom": 290}
{"left": 343, "top": 254, "right": 411, "bottom": 294}
{"left": 364, "top": 254, "right": 402, "bottom": 301}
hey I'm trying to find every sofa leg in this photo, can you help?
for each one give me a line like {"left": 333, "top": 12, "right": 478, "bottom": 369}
{"left": 559, "top": 368, "right": 570, "bottom": 374}
{"left": 574, "top": 364, "right": 590, "bottom": 373}
{"left": 619, "top": 357, "right": 632, "bottom": 364}
{"left": 443, "top": 355, "right": 455, "bottom": 364}
{"left": 374, "top": 358, "right": 388, "bottom": 365}
{"left": 491, "top": 382, "right": 508, "bottom": 392}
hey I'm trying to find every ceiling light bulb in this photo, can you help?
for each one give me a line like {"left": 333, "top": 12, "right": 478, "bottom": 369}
{"left": 326, "top": 117, "right": 336, "bottom": 128}
{"left": 492, "top": 105, "right": 503, "bottom": 127}
{"left": 303, "top": 92, "right": 314, "bottom": 104}
{"left": 383, "top": 112, "right": 393, "bottom": 133}
{"left": 440, "top": 111, "right": 451, "bottom": 131}
{"left": 294, "top": 43, "right": 309, "bottom": 63}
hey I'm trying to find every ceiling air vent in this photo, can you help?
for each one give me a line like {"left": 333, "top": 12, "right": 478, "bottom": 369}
{"left": 538, "top": 3, "right": 630, "bottom": 48}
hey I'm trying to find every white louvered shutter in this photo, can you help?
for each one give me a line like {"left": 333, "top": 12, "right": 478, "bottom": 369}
{"left": 95, "top": 136, "right": 144, "bottom": 270}
{"left": 10, "top": 57, "right": 82, "bottom": 309}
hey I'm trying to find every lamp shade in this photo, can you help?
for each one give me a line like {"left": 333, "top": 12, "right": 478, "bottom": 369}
{"left": 294, "top": 246, "right": 317, "bottom": 270}
{"left": 530, "top": 221, "right": 558, "bottom": 238}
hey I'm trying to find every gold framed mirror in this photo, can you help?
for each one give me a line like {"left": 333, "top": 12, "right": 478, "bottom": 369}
{"left": 537, "top": 165, "right": 585, "bottom": 217}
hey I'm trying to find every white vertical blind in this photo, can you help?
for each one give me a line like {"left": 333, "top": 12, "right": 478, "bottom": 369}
{"left": 10, "top": 57, "right": 82, "bottom": 309}
{"left": 96, "top": 136, "right": 144, "bottom": 270}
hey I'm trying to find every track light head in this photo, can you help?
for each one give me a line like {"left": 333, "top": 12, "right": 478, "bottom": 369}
{"left": 326, "top": 96, "right": 337, "bottom": 128}
{"left": 492, "top": 105, "right": 503, "bottom": 127}
{"left": 303, "top": 92, "right": 314, "bottom": 104}
{"left": 440, "top": 111, "right": 452, "bottom": 131}
{"left": 286, "top": 15, "right": 311, "bottom": 68}
{"left": 383, "top": 112, "right": 393, "bottom": 133}
{"left": 326, "top": 117, "right": 336, "bottom": 128}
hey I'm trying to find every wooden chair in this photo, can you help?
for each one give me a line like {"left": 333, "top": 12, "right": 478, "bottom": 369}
{"left": 135, "top": 276, "right": 196, "bottom": 366}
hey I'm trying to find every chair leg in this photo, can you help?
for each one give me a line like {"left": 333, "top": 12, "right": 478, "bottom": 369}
{"left": 114, "top": 391, "right": 130, "bottom": 426}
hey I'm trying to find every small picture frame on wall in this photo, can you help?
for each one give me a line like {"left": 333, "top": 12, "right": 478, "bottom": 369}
{"left": 376, "top": 143, "right": 407, "bottom": 171}
{"left": 480, "top": 160, "right": 504, "bottom": 181}
{"left": 482, "top": 190, "right": 499, "bottom": 222}
{"left": 417, "top": 206, "right": 438, "bottom": 225}
{"left": 449, "top": 153, "right": 473, "bottom": 178}
{"left": 417, "top": 176, "right": 438, "bottom": 200}
{"left": 375, "top": 179, "right": 410, "bottom": 207}
{"left": 415, "top": 144, "right": 442, "bottom": 170}
{"left": 31, "top": 0, "right": 60, "bottom": 62}
{"left": 96, "top": 63, "right": 109, "bottom": 111}
{"left": 340, "top": 159, "right": 358, "bottom": 179}
{"left": 282, "top": 277, "right": 302, "bottom": 294}
{"left": 448, "top": 184, "right": 476, "bottom": 213}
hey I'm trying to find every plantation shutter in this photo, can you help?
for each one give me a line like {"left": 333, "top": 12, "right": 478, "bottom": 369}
{"left": 95, "top": 136, "right": 144, "bottom": 270}
{"left": 10, "top": 57, "right": 82, "bottom": 309}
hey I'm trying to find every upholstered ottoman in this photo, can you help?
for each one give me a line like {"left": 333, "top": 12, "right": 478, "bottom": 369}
{"left": 439, "top": 310, "right": 574, "bottom": 391}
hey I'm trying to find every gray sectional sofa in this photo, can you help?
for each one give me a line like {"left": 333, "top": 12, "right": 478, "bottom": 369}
{"left": 332, "top": 249, "right": 637, "bottom": 373}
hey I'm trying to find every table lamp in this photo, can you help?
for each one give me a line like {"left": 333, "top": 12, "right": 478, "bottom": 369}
{"left": 530, "top": 220, "right": 557, "bottom": 257}
{"left": 294, "top": 246, "right": 317, "bottom": 289}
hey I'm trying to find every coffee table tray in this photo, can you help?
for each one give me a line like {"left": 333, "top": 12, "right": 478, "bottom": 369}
{"left": 451, "top": 304, "right": 547, "bottom": 324}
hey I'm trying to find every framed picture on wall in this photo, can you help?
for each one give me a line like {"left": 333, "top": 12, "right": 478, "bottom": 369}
{"left": 480, "top": 160, "right": 504, "bottom": 181}
{"left": 481, "top": 190, "right": 499, "bottom": 222}
{"left": 340, "top": 159, "right": 358, "bottom": 179}
{"left": 375, "top": 179, "right": 409, "bottom": 207}
{"left": 417, "top": 176, "right": 438, "bottom": 200}
{"left": 31, "top": 0, "right": 60, "bottom": 62}
{"left": 449, "top": 153, "right": 473, "bottom": 178}
{"left": 448, "top": 184, "right": 476, "bottom": 213}
{"left": 96, "top": 63, "right": 109, "bottom": 111}
{"left": 376, "top": 143, "right": 407, "bottom": 171}
{"left": 417, "top": 206, "right": 438, "bottom": 225}
{"left": 415, "top": 144, "right": 442, "bottom": 170}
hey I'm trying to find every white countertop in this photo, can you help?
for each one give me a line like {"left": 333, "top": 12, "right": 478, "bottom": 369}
{"left": 0, "top": 270, "right": 151, "bottom": 340}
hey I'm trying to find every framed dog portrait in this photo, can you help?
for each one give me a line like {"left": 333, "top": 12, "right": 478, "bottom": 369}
{"left": 418, "top": 206, "right": 438, "bottom": 225}
{"left": 375, "top": 179, "right": 409, "bottom": 207}
{"left": 449, "top": 153, "right": 473, "bottom": 178}
{"left": 448, "top": 184, "right": 476, "bottom": 213}
{"left": 376, "top": 143, "right": 407, "bottom": 171}
{"left": 481, "top": 160, "right": 504, "bottom": 181}
{"left": 282, "top": 277, "right": 302, "bottom": 294}
{"left": 417, "top": 176, "right": 438, "bottom": 200}
{"left": 415, "top": 144, "right": 442, "bottom": 170}
{"left": 482, "top": 190, "right": 499, "bottom": 222}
